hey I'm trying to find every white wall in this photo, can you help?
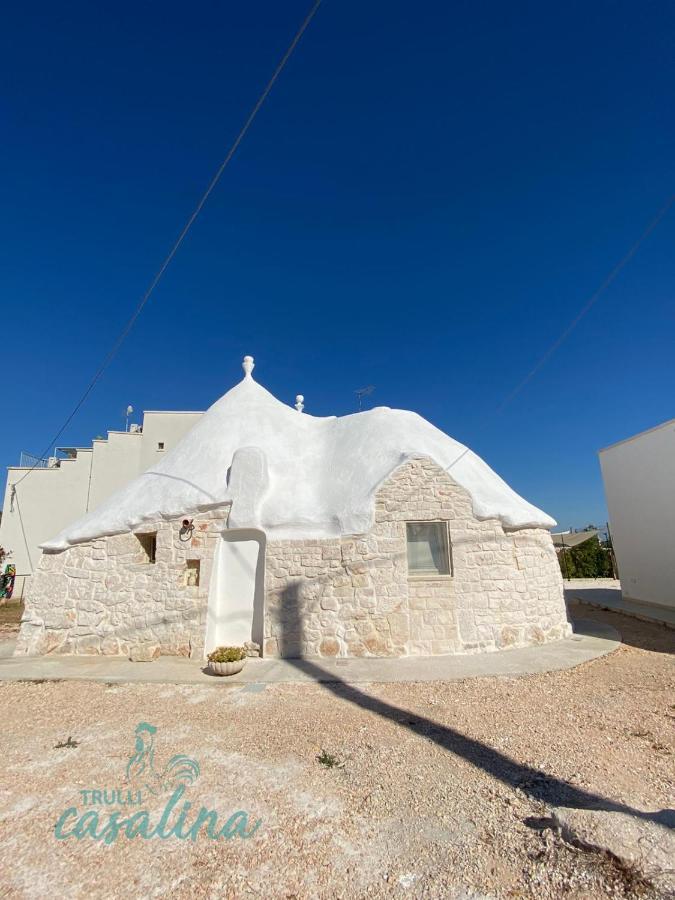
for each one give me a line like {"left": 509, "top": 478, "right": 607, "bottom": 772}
{"left": 0, "top": 451, "right": 93, "bottom": 579}
{"left": 0, "top": 409, "right": 204, "bottom": 587}
{"left": 600, "top": 419, "right": 675, "bottom": 611}
{"left": 139, "top": 412, "right": 203, "bottom": 472}
{"left": 88, "top": 432, "right": 143, "bottom": 511}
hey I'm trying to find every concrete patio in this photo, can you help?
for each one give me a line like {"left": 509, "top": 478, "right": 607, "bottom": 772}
{"left": 0, "top": 616, "right": 619, "bottom": 686}
{"left": 564, "top": 579, "right": 675, "bottom": 628}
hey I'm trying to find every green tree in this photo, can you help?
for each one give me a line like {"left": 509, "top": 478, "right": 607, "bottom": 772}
{"left": 558, "top": 536, "right": 613, "bottom": 579}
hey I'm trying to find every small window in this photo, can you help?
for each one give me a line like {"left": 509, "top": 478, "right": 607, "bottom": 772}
{"left": 157, "top": 442, "right": 165, "bottom": 451}
{"left": 406, "top": 522, "right": 451, "bottom": 575}
{"left": 137, "top": 532, "right": 157, "bottom": 563}
{"left": 186, "top": 559, "right": 200, "bottom": 587}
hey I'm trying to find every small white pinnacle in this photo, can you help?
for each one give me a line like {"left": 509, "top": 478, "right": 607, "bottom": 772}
{"left": 295, "top": 395, "right": 304, "bottom": 413}
{"left": 242, "top": 356, "right": 255, "bottom": 378}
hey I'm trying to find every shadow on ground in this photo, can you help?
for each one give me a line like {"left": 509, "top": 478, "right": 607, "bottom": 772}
{"left": 277, "top": 583, "right": 674, "bottom": 832}
{"left": 567, "top": 597, "right": 674, "bottom": 655}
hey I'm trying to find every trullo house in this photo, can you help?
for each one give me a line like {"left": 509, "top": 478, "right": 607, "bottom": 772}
{"left": 16, "top": 357, "right": 570, "bottom": 659}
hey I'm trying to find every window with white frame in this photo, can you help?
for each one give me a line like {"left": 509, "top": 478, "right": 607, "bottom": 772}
{"left": 406, "top": 522, "right": 451, "bottom": 576}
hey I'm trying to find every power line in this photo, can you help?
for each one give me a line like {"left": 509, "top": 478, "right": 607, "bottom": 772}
{"left": 448, "top": 193, "right": 673, "bottom": 471}
{"left": 496, "top": 193, "right": 675, "bottom": 413}
{"left": 14, "top": 0, "right": 323, "bottom": 487}
{"left": 11, "top": 488, "right": 34, "bottom": 574}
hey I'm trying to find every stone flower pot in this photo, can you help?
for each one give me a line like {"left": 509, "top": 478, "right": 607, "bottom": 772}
{"left": 208, "top": 658, "right": 247, "bottom": 677}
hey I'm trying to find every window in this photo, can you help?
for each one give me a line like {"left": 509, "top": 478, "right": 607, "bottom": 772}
{"left": 406, "top": 522, "right": 451, "bottom": 576}
{"left": 157, "top": 442, "right": 165, "bottom": 451}
{"left": 137, "top": 532, "right": 157, "bottom": 564}
{"left": 186, "top": 559, "right": 200, "bottom": 587}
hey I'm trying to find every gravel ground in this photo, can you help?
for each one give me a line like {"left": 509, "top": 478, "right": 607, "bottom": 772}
{"left": 0, "top": 600, "right": 23, "bottom": 633}
{"left": 0, "top": 602, "right": 672, "bottom": 899}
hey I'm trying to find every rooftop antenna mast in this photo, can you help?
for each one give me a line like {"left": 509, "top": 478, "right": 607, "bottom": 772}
{"left": 124, "top": 405, "right": 134, "bottom": 432}
{"left": 355, "top": 385, "right": 375, "bottom": 411}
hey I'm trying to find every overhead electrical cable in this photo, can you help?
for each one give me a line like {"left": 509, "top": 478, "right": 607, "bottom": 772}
{"left": 496, "top": 193, "right": 675, "bottom": 413}
{"left": 14, "top": 0, "right": 323, "bottom": 487}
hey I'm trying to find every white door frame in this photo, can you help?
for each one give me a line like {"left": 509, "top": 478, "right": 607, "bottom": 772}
{"left": 204, "top": 528, "right": 265, "bottom": 656}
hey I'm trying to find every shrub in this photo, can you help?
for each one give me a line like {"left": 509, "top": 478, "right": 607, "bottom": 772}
{"left": 558, "top": 535, "right": 614, "bottom": 579}
{"left": 207, "top": 646, "right": 246, "bottom": 663}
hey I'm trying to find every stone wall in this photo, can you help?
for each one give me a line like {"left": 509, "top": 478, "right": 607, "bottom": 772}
{"left": 17, "top": 457, "right": 569, "bottom": 660}
{"left": 264, "top": 457, "right": 569, "bottom": 657}
{"left": 15, "top": 509, "right": 228, "bottom": 657}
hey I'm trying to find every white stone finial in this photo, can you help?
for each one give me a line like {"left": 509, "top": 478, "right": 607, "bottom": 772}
{"left": 242, "top": 356, "right": 255, "bottom": 378}
{"left": 295, "top": 394, "right": 304, "bottom": 413}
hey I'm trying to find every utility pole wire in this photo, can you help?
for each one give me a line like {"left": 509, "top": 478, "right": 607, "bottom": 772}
{"left": 496, "top": 193, "right": 675, "bottom": 413}
{"left": 14, "top": 0, "right": 323, "bottom": 487}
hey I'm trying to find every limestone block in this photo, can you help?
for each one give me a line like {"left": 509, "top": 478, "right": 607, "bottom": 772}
{"left": 129, "top": 644, "right": 161, "bottom": 662}
{"left": 319, "top": 637, "right": 340, "bottom": 656}
{"left": 345, "top": 639, "right": 368, "bottom": 657}
{"left": 39, "top": 629, "right": 67, "bottom": 653}
{"left": 64, "top": 567, "right": 90, "bottom": 580}
{"left": 431, "top": 639, "right": 458, "bottom": 655}
{"left": 350, "top": 574, "right": 371, "bottom": 588}
{"left": 43, "top": 608, "right": 74, "bottom": 629}
{"left": 411, "top": 624, "right": 436, "bottom": 642}
{"left": 387, "top": 613, "right": 409, "bottom": 642}
{"left": 68, "top": 578, "right": 95, "bottom": 602}
{"left": 425, "top": 592, "right": 452, "bottom": 610}
{"left": 76, "top": 609, "right": 104, "bottom": 629}
{"left": 39, "top": 552, "right": 66, "bottom": 572}
{"left": 497, "top": 625, "right": 521, "bottom": 648}
{"left": 363, "top": 633, "right": 391, "bottom": 655}
{"left": 452, "top": 610, "right": 476, "bottom": 642}
{"left": 74, "top": 636, "right": 102, "bottom": 654}
{"left": 526, "top": 625, "right": 545, "bottom": 644}
{"left": 340, "top": 541, "right": 356, "bottom": 560}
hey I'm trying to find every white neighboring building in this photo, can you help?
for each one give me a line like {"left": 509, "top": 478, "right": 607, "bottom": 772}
{"left": 0, "top": 411, "right": 203, "bottom": 597}
{"left": 600, "top": 418, "right": 675, "bottom": 619}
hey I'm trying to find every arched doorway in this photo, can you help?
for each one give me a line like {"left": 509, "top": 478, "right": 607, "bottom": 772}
{"left": 205, "top": 529, "right": 265, "bottom": 655}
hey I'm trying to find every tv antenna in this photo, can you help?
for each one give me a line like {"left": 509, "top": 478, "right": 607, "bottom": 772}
{"left": 124, "top": 405, "right": 134, "bottom": 432}
{"left": 355, "top": 385, "right": 375, "bottom": 411}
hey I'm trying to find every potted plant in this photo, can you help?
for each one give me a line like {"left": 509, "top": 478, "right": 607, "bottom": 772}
{"left": 206, "top": 646, "right": 247, "bottom": 676}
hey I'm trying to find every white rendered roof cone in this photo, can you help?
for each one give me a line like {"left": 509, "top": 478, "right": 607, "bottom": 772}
{"left": 43, "top": 355, "right": 555, "bottom": 550}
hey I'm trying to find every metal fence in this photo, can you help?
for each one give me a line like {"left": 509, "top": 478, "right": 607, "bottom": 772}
{"left": 18, "top": 451, "right": 51, "bottom": 469}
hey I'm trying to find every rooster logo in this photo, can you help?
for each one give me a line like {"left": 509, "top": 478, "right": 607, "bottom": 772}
{"left": 126, "top": 722, "right": 200, "bottom": 797}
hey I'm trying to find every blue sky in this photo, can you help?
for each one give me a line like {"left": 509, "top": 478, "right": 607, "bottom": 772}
{"left": 1, "top": 0, "right": 673, "bottom": 529}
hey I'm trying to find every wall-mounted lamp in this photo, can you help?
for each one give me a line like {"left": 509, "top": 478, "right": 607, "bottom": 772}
{"left": 179, "top": 519, "right": 195, "bottom": 542}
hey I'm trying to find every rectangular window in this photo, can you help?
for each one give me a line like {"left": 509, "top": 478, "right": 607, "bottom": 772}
{"left": 157, "top": 442, "right": 165, "bottom": 451}
{"left": 186, "top": 559, "right": 200, "bottom": 587}
{"left": 406, "top": 522, "right": 451, "bottom": 576}
{"left": 137, "top": 532, "right": 157, "bottom": 564}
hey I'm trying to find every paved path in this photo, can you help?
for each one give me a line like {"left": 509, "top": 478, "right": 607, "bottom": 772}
{"left": 0, "top": 617, "right": 618, "bottom": 686}
{"left": 564, "top": 581, "right": 675, "bottom": 628}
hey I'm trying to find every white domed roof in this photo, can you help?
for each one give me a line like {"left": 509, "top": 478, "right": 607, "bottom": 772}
{"left": 43, "top": 358, "right": 555, "bottom": 549}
